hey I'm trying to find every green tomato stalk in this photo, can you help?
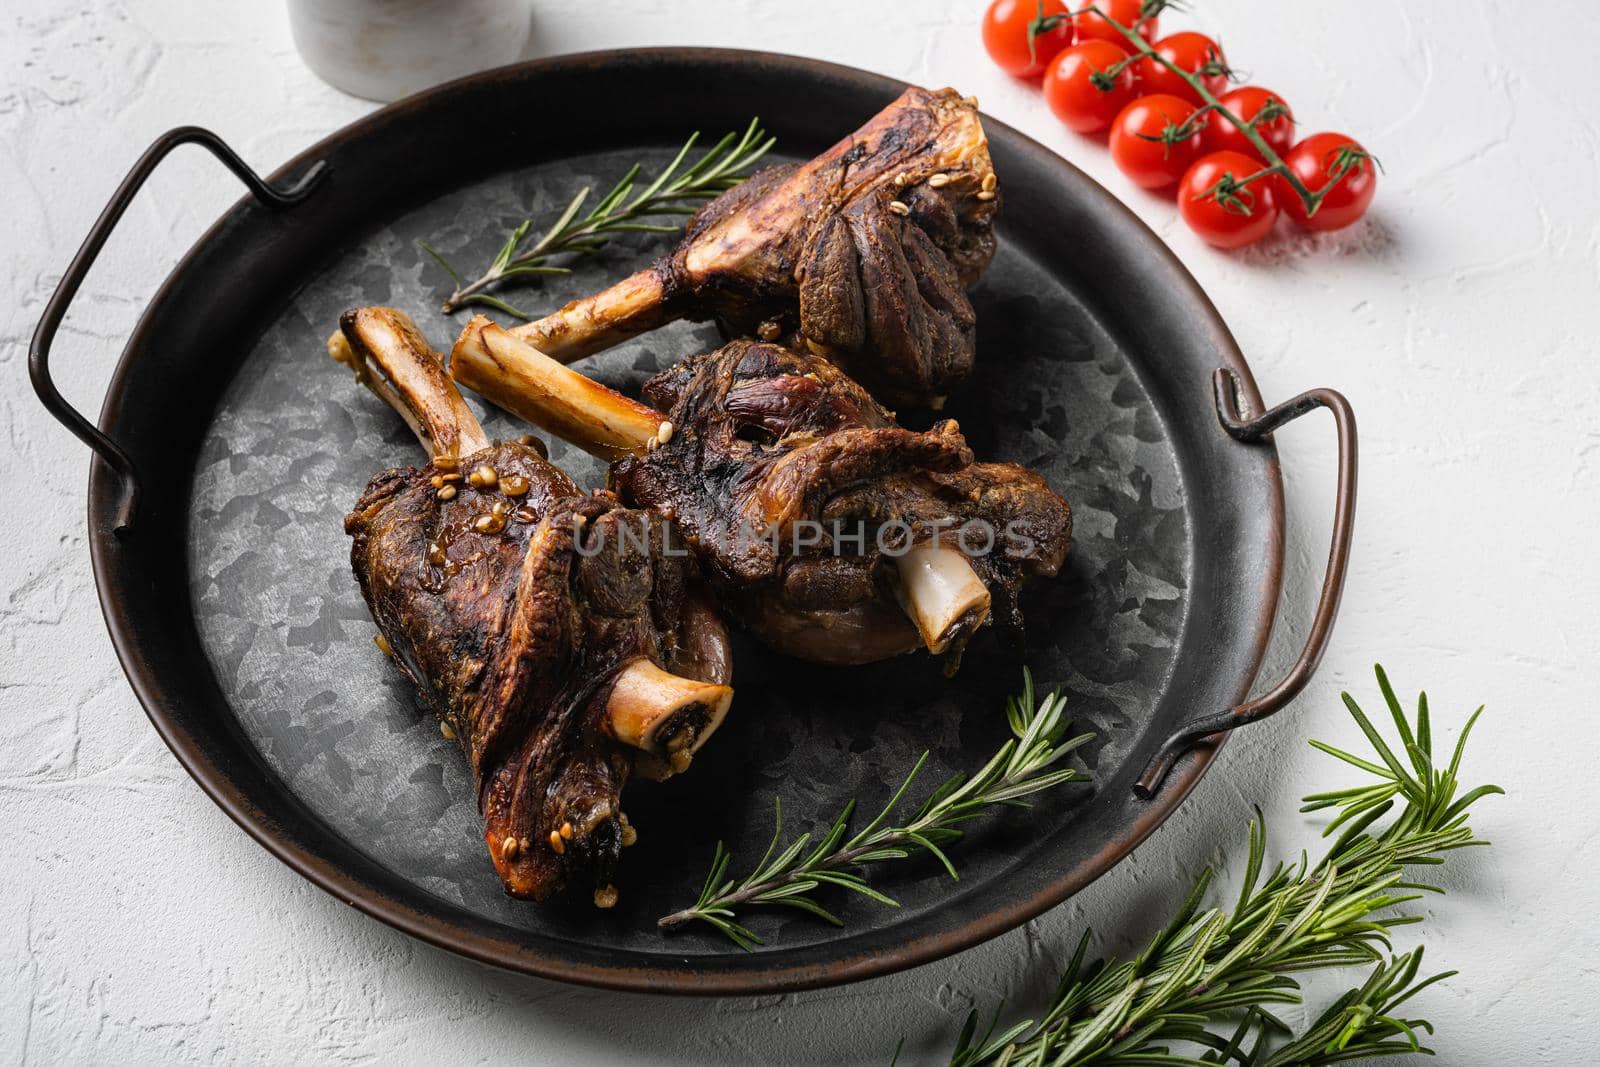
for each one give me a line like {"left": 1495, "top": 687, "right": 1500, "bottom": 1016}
{"left": 1031, "top": 0, "right": 1377, "bottom": 220}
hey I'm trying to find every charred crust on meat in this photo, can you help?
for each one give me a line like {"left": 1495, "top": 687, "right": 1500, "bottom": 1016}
{"left": 348, "top": 445, "right": 731, "bottom": 900}
{"left": 340, "top": 309, "right": 734, "bottom": 904}
{"left": 611, "top": 340, "right": 1071, "bottom": 665}
{"left": 511, "top": 87, "right": 999, "bottom": 409}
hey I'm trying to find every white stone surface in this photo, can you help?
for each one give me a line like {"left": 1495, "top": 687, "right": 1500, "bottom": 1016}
{"left": 2, "top": 1, "right": 1594, "bottom": 1062}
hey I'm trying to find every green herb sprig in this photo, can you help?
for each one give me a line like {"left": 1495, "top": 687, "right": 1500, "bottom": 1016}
{"left": 658, "top": 672, "right": 1094, "bottom": 948}
{"left": 422, "top": 118, "right": 774, "bottom": 318}
{"left": 943, "top": 665, "right": 1501, "bottom": 1066}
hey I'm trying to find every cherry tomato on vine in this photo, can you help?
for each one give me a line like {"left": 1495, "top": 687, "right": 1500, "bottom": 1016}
{"left": 1204, "top": 87, "right": 1296, "bottom": 161}
{"left": 1276, "top": 132, "right": 1378, "bottom": 231}
{"left": 1179, "top": 150, "right": 1279, "bottom": 249}
{"left": 983, "top": 0, "right": 1075, "bottom": 79}
{"left": 1139, "top": 32, "right": 1229, "bottom": 104}
{"left": 1043, "top": 40, "right": 1140, "bottom": 134}
{"left": 1074, "top": 0, "right": 1158, "bottom": 48}
{"left": 1108, "top": 94, "right": 1204, "bottom": 190}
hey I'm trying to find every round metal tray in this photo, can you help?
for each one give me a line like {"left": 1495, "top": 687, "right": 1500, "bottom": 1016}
{"left": 30, "top": 48, "right": 1355, "bottom": 995}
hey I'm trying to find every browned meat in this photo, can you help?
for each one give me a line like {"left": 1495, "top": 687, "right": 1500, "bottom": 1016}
{"left": 336, "top": 308, "right": 733, "bottom": 904}
{"left": 452, "top": 318, "right": 1071, "bottom": 667}
{"left": 510, "top": 86, "right": 999, "bottom": 409}
{"left": 617, "top": 341, "right": 1070, "bottom": 662}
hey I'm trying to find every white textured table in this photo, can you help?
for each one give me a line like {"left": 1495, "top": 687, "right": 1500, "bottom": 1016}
{"left": 4, "top": 1, "right": 1594, "bottom": 1062}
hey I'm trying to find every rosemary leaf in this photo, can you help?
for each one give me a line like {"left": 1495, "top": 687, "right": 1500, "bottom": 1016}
{"left": 459, "top": 292, "right": 533, "bottom": 319}
{"left": 498, "top": 265, "right": 572, "bottom": 280}
{"left": 657, "top": 672, "right": 1092, "bottom": 944}
{"left": 416, "top": 241, "right": 464, "bottom": 288}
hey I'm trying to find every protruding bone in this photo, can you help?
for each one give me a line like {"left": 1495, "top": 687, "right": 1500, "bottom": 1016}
{"left": 451, "top": 316, "right": 664, "bottom": 462}
{"left": 895, "top": 545, "right": 992, "bottom": 655}
{"left": 604, "top": 658, "right": 733, "bottom": 781}
{"left": 332, "top": 308, "right": 491, "bottom": 459}
{"left": 508, "top": 268, "right": 675, "bottom": 364}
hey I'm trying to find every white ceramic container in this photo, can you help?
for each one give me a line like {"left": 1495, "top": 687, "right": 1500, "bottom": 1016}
{"left": 289, "top": 0, "right": 535, "bottom": 102}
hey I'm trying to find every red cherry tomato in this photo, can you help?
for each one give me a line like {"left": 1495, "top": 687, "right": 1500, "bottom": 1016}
{"left": 1075, "top": 0, "right": 1158, "bottom": 48}
{"left": 1179, "top": 151, "right": 1279, "bottom": 249}
{"left": 1139, "top": 32, "right": 1229, "bottom": 104}
{"left": 1109, "top": 94, "right": 1204, "bottom": 190}
{"left": 1276, "top": 132, "right": 1378, "bottom": 231}
{"left": 983, "top": 0, "right": 1075, "bottom": 79}
{"left": 1043, "top": 40, "right": 1140, "bottom": 134}
{"left": 1205, "top": 87, "right": 1296, "bottom": 161}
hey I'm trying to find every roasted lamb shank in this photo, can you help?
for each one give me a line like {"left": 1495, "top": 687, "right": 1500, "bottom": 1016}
{"left": 507, "top": 86, "right": 999, "bottom": 409}
{"left": 335, "top": 307, "right": 733, "bottom": 905}
{"left": 451, "top": 316, "right": 1071, "bottom": 665}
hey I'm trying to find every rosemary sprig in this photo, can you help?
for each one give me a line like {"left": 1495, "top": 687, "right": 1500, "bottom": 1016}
{"left": 422, "top": 118, "right": 774, "bottom": 317}
{"left": 659, "top": 672, "right": 1094, "bottom": 948}
{"left": 944, "top": 665, "right": 1501, "bottom": 1066}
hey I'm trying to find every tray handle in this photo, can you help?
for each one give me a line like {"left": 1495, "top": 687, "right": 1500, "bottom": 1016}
{"left": 29, "top": 127, "right": 327, "bottom": 534}
{"left": 1135, "top": 368, "right": 1358, "bottom": 798}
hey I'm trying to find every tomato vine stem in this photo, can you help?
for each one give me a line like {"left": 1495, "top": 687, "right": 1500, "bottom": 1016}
{"left": 1076, "top": 1, "right": 1333, "bottom": 217}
